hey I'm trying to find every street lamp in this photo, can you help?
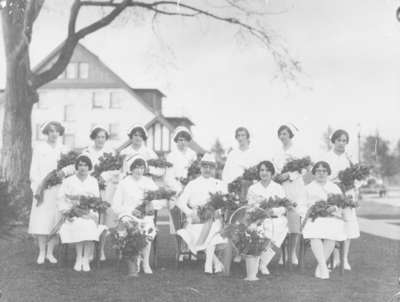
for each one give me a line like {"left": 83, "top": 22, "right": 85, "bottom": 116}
{"left": 397, "top": 6, "right": 400, "bottom": 22}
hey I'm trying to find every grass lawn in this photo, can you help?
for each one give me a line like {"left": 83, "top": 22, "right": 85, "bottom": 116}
{"left": 0, "top": 225, "right": 399, "bottom": 302}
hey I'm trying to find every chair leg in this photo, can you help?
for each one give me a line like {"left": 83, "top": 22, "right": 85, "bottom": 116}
{"left": 152, "top": 236, "right": 158, "bottom": 268}
{"left": 287, "top": 235, "right": 293, "bottom": 270}
{"left": 339, "top": 241, "right": 345, "bottom": 275}
{"left": 281, "top": 238, "right": 287, "bottom": 267}
{"left": 299, "top": 236, "right": 305, "bottom": 271}
{"left": 94, "top": 241, "right": 100, "bottom": 268}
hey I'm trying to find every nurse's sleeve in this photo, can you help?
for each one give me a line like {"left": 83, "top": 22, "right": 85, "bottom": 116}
{"left": 176, "top": 182, "right": 194, "bottom": 216}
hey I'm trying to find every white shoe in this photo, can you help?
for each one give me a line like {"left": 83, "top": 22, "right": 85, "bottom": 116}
{"left": 291, "top": 256, "right": 298, "bottom": 265}
{"left": 100, "top": 254, "right": 106, "bottom": 261}
{"left": 204, "top": 261, "right": 213, "bottom": 274}
{"left": 143, "top": 265, "right": 153, "bottom": 274}
{"left": 316, "top": 266, "right": 329, "bottom": 279}
{"left": 36, "top": 254, "right": 45, "bottom": 265}
{"left": 82, "top": 260, "right": 91, "bottom": 272}
{"left": 214, "top": 262, "right": 224, "bottom": 274}
{"left": 278, "top": 256, "right": 284, "bottom": 265}
{"left": 191, "top": 254, "right": 197, "bottom": 261}
{"left": 46, "top": 254, "right": 58, "bottom": 264}
{"left": 343, "top": 262, "right": 351, "bottom": 271}
{"left": 259, "top": 266, "right": 270, "bottom": 275}
{"left": 74, "top": 259, "right": 82, "bottom": 272}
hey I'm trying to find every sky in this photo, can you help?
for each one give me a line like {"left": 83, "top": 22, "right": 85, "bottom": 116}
{"left": 0, "top": 0, "right": 399, "bottom": 160}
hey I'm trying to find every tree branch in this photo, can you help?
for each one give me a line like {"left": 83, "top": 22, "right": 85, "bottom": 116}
{"left": 31, "top": 0, "right": 130, "bottom": 90}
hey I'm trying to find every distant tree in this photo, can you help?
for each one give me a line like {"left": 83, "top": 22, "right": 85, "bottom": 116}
{"left": 362, "top": 134, "right": 400, "bottom": 178}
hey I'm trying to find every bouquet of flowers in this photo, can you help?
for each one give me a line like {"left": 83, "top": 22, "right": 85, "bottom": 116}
{"left": 327, "top": 193, "right": 358, "bottom": 209}
{"left": 222, "top": 223, "right": 270, "bottom": 256}
{"left": 306, "top": 200, "right": 337, "bottom": 222}
{"left": 48, "top": 195, "right": 110, "bottom": 239}
{"left": 196, "top": 192, "right": 242, "bottom": 223}
{"left": 35, "top": 151, "right": 81, "bottom": 205}
{"left": 92, "top": 153, "right": 125, "bottom": 190}
{"left": 228, "top": 165, "right": 259, "bottom": 195}
{"left": 146, "top": 158, "right": 173, "bottom": 178}
{"left": 258, "top": 196, "right": 297, "bottom": 211}
{"left": 179, "top": 159, "right": 202, "bottom": 186}
{"left": 338, "top": 164, "right": 370, "bottom": 193}
{"left": 135, "top": 188, "right": 176, "bottom": 216}
{"left": 281, "top": 156, "right": 312, "bottom": 174}
{"left": 109, "top": 217, "right": 149, "bottom": 260}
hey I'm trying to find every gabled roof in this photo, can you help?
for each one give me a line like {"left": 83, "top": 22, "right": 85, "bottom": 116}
{"left": 145, "top": 115, "right": 206, "bottom": 154}
{"left": 33, "top": 42, "right": 156, "bottom": 115}
{"left": 165, "top": 116, "right": 195, "bottom": 127}
{"left": 132, "top": 88, "right": 166, "bottom": 98}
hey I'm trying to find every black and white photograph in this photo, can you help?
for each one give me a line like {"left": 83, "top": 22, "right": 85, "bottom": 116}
{"left": 0, "top": 0, "right": 399, "bottom": 301}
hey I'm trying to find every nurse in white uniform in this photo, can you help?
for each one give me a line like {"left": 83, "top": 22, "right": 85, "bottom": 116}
{"left": 28, "top": 121, "right": 68, "bottom": 264}
{"left": 247, "top": 160, "right": 288, "bottom": 275}
{"left": 57, "top": 155, "right": 107, "bottom": 272}
{"left": 302, "top": 161, "right": 346, "bottom": 279}
{"left": 324, "top": 129, "right": 360, "bottom": 270}
{"left": 273, "top": 124, "right": 308, "bottom": 265}
{"left": 112, "top": 156, "right": 158, "bottom": 274}
{"left": 222, "top": 127, "right": 259, "bottom": 185}
{"left": 176, "top": 153, "right": 227, "bottom": 274}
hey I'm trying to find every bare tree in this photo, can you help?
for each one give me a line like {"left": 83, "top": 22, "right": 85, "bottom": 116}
{"left": 0, "top": 0, "right": 300, "bottom": 213}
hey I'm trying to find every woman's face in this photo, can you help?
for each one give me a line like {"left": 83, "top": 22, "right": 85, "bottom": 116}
{"left": 77, "top": 161, "right": 89, "bottom": 176}
{"left": 279, "top": 129, "right": 291, "bottom": 145}
{"left": 314, "top": 165, "right": 329, "bottom": 183}
{"left": 94, "top": 130, "right": 107, "bottom": 149}
{"left": 333, "top": 134, "right": 348, "bottom": 153}
{"left": 200, "top": 163, "right": 215, "bottom": 178}
{"left": 131, "top": 131, "right": 144, "bottom": 147}
{"left": 132, "top": 165, "right": 145, "bottom": 178}
{"left": 47, "top": 125, "right": 60, "bottom": 143}
{"left": 176, "top": 137, "right": 188, "bottom": 151}
{"left": 236, "top": 130, "right": 249, "bottom": 147}
{"left": 259, "top": 164, "right": 273, "bottom": 183}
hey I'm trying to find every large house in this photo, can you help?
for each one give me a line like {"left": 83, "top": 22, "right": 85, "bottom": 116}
{"left": 0, "top": 43, "right": 205, "bottom": 154}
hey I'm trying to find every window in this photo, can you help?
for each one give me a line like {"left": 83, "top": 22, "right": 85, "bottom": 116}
{"left": 92, "top": 92, "right": 107, "bottom": 109}
{"left": 64, "top": 105, "right": 75, "bottom": 122}
{"left": 66, "top": 63, "right": 78, "bottom": 79}
{"left": 78, "top": 62, "right": 89, "bottom": 79}
{"left": 109, "top": 92, "right": 121, "bottom": 109}
{"left": 109, "top": 123, "right": 119, "bottom": 140}
{"left": 63, "top": 134, "right": 75, "bottom": 148}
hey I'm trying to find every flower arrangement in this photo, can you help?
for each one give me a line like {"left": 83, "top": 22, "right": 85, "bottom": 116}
{"left": 36, "top": 151, "right": 81, "bottom": 205}
{"left": 146, "top": 158, "right": 173, "bottom": 169}
{"left": 92, "top": 153, "right": 125, "bottom": 190}
{"left": 306, "top": 200, "right": 337, "bottom": 222}
{"left": 258, "top": 196, "right": 297, "bottom": 211}
{"left": 281, "top": 156, "right": 312, "bottom": 174}
{"left": 110, "top": 217, "right": 149, "bottom": 260}
{"left": 228, "top": 165, "right": 259, "bottom": 195}
{"left": 134, "top": 188, "right": 176, "bottom": 216}
{"left": 196, "top": 192, "right": 242, "bottom": 223}
{"left": 326, "top": 193, "right": 358, "bottom": 209}
{"left": 222, "top": 223, "right": 270, "bottom": 256}
{"left": 338, "top": 164, "right": 370, "bottom": 193}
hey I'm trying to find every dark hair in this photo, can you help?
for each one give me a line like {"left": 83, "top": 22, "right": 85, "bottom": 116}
{"left": 90, "top": 127, "right": 109, "bottom": 140}
{"left": 42, "top": 121, "right": 65, "bottom": 136}
{"left": 235, "top": 127, "right": 250, "bottom": 140}
{"left": 75, "top": 155, "right": 93, "bottom": 170}
{"left": 129, "top": 158, "right": 146, "bottom": 171}
{"left": 277, "top": 125, "right": 294, "bottom": 139}
{"left": 331, "top": 129, "right": 349, "bottom": 144}
{"left": 174, "top": 131, "right": 192, "bottom": 143}
{"left": 257, "top": 160, "right": 275, "bottom": 178}
{"left": 311, "top": 161, "right": 331, "bottom": 175}
{"left": 128, "top": 127, "right": 147, "bottom": 141}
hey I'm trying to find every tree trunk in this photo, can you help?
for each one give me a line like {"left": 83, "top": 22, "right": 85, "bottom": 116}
{"left": 1, "top": 2, "right": 36, "bottom": 216}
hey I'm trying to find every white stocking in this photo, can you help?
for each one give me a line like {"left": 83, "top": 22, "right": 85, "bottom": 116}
{"left": 142, "top": 242, "right": 152, "bottom": 274}
{"left": 46, "top": 236, "right": 58, "bottom": 263}
{"left": 260, "top": 248, "right": 275, "bottom": 269}
{"left": 204, "top": 245, "right": 215, "bottom": 273}
{"left": 36, "top": 235, "right": 46, "bottom": 264}
{"left": 323, "top": 240, "right": 335, "bottom": 261}
{"left": 74, "top": 243, "right": 83, "bottom": 271}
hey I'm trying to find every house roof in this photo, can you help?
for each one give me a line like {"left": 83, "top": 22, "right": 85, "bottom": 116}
{"left": 33, "top": 42, "right": 156, "bottom": 115}
{"left": 145, "top": 115, "right": 206, "bottom": 154}
{"left": 165, "top": 116, "right": 195, "bottom": 127}
{"left": 132, "top": 88, "right": 166, "bottom": 98}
